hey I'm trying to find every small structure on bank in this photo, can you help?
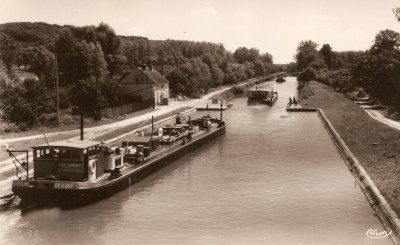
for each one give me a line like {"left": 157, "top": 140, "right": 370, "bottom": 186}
{"left": 119, "top": 64, "right": 170, "bottom": 106}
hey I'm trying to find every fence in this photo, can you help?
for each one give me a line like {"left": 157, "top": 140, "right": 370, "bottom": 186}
{"left": 100, "top": 100, "right": 154, "bottom": 119}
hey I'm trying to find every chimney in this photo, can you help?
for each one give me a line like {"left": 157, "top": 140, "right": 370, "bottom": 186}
{"left": 141, "top": 64, "right": 147, "bottom": 70}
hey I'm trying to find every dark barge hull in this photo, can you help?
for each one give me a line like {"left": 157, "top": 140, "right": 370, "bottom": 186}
{"left": 263, "top": 95, "right": 278, "bottom": 105}
{"left": 248, "top": 94, "right": 278, "bottom": 105}
{"left": 13, "top": 125, "right": 226, "bottom": 209}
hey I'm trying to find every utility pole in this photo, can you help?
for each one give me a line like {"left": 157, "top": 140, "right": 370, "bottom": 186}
{"left": 55, "top": 56, "right": 60, "bottom": 124}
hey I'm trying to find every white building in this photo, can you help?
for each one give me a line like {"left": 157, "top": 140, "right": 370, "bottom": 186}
{"left": 119, "top": 65, "right": 170, "bottom": 105}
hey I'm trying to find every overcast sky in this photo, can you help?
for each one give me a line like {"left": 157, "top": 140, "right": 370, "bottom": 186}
{"left": 0, "top": 0, "right": 399, "bottom": 64}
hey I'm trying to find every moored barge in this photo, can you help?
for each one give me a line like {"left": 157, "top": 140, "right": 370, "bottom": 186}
{"left": 12, "top": 117, "right": 226, "bottom": 209}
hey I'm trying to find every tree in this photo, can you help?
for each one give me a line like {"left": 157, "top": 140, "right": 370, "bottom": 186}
{"left": 233, "top": 47, "right": 260, "bottom": 63}
{"left": 253, "top": 60, "right": 266, "bottom": 76}
{"left": 30, "top": 46, "right": 56, "bottom": 83}
{"left": 260, "top": 52, "right": 273, "bottom": 64}
{"left": 91, "top": 41, "right": 108, "bottom": 119}
{"left": 319, "top": 44, "right": 333, "bottom": 69}
{"left": 371, "top": 29, "right": 400, "bottom": 54}
{"left": 55, "top": 28, "right": 78, "bottom": 86}
{"left": 393, "top": 7, "right": 400, "bottom": 22}
{"left": 352, "top": 29, "right": 400, "bottom": 107}
{"left": 0, "top": 34, "right": 17, "bottom": 73}
{"left": 294, "top": 40, "right": 319, "bottom": 71}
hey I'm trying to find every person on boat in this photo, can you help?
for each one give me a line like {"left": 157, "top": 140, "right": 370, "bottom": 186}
{"left": 288, "top": 97, "right": 292, "bottom": 106}
{"left": 207, "top": 120, "right": 211, "bottom": 132}
{"left": 293, "top": 96, "right": 298, "bottom": 105}
{"left": 158, "top": 127, "right": 163, "bottom": 138}
{"left": 187, "top": 130, "right": 192, "bottom": 141}
{"left": 175, "top": 113, "right": 181, "bottom": 125}
{"left": 203, "top": 118, "right": 208, "bottom": 130}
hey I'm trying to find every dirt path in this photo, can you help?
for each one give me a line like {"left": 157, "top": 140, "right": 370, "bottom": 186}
{"left": 364, "top": 109, "right": 400, "bottom": 131}
{"left": 0, "top": 86, "right": 234, "bottom": 145}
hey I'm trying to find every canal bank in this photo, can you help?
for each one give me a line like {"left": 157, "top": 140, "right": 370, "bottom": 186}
{"left": 297, "top": 80, "right": 400, "bottom": 243}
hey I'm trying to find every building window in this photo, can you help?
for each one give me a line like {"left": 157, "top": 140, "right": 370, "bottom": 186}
{"left": 135, "top": 77, "right": 139, "bottom": 84}
{"left": 161, "top": 85, "right": 164, "bottom": 89}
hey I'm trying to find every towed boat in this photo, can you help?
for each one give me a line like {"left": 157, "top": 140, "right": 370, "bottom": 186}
{"left": 196, "top": 98, "right": 233, "bottom": 111}
{"left": 12, "top": 117, "right": 226, "bottom": 209}
{"left": 248, "top": 87, "right": 278, "bottom": 105}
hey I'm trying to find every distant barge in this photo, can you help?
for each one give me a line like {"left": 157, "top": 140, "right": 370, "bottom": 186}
{"left": 248, "top": 87, "right": 278, "bottom": 105}
{"left": 12, "top": 117, "right": 226, "bottom": 209}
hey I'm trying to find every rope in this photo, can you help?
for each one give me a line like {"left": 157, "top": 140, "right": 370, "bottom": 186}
{"left": 9, "top": 154, "right": 27, "bottom": 179}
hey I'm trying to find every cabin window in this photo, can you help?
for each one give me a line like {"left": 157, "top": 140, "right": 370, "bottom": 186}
{"left": 36, "top": 148, "right": 53, "bottom": 159}
{"left": 61, "top": 149, "right": 72, "bottom": 159}
{"left": 135, "top": 77, "right": 139, "bottom": 84}
{"left": 71, "top": 150, "right": 80, "bottom": 160}
{"left": 88, "top": 146, "right": 98, "bottom": 157}
{"left": 88, "top": 147, "right": 94, "bottom": 156}
{"left": 53, "top": 149, "right": 60, "bottom": 160}
{"left": 36, "top": 149, "right": 51, "bottom": 159}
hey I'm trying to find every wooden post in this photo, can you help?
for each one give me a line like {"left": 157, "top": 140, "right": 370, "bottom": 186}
{"left": 80, "top": 110, "right": 84, "bottom": 140}
{"left": 220, "top": 103, "right": 223, "bottom": 121}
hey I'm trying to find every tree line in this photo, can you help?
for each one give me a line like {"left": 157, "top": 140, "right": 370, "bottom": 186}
{"left": 294, "top": 8, "right": 400, "bottom": 113}
{"left": 0, "top": 22, "right": 277, "bottom": 131}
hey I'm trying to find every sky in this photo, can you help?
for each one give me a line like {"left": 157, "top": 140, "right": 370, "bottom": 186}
{"left": 0, "top": 0, "right": 399, "bottom": 64}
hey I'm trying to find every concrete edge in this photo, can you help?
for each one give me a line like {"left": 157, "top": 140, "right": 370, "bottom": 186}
{"left": 288, "top": 107, "right": 400, "bottom": 244}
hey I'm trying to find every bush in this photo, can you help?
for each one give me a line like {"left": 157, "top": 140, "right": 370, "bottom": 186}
{"left": 297, "top": 82, "right": 305, "bottom": 90}
{"left": 297, "top": 67, "right": 317, "bottom": 82}
{"left": 230, "top": 86, "right": 245, "bottom": 96}
{"left": 0, "top": 121, "right": 20, "bottom": 133}
{"left": 38, "top": 113, "right": 59, "bottom": 127}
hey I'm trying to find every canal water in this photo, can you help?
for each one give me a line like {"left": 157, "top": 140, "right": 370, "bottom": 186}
{"left": 0, "top": 77, "right": 392, "bottom": 244}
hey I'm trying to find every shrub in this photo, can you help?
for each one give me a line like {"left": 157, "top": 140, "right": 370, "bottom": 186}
{"left": 38, "top": 113, "right": 59, "bottom": 127}
{"left": 0, "top": 121, "right": 20, "bottom": 133}
{"left": 297, "top": 67, "right": 317, "bottom": 82}
{"left": 230, "top": 86, "right": 245, "bottom": 96}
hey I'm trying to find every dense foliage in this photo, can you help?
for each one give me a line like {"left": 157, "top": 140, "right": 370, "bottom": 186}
{"left": 295, "top": 13, "right": 400, "bottom": 111}
{"left": 0, "top": 22, "right": 277, "bottom": 130}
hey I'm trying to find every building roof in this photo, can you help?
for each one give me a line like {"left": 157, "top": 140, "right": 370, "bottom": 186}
{"left": 33, "top": 140, "right": 101, "bottom": 149}
{"left": 121, "top": 65, "right": 169, "bottom": 85}
{"left": 141, "top": 67, "right": 169, "bottom": 85}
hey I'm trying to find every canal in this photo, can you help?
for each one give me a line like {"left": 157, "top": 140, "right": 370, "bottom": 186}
{"left": 0, "top": 77, "right": 392, "bottom": 244}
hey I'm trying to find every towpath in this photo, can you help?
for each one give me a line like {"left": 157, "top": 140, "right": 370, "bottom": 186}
{"left": 0, "top": 86, "right": 233, "bottom": 145}
{"left": 364, "top": 109, "right": 400, "bottom": 131}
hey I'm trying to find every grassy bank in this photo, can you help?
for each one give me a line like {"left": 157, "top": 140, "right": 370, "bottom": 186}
{"left": 298, "top": 80, "right": 400, "bottom": 215}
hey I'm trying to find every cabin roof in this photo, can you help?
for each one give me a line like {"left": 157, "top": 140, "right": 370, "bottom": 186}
{"left": 250, "top": 88, "right": 273, "bottom": 92}
{"left": 122, "top": 136, "right": 152, "bottom": 143}
{"left": 33, "top": 140, "right": 101, "bottom": 149}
